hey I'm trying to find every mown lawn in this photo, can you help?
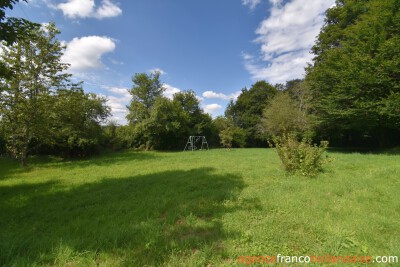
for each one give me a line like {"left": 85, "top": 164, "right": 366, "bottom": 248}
{"left": 0, "top": 149, "right": 399, "bottom": 266}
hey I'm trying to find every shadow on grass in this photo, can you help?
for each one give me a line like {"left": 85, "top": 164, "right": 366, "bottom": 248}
{"left": 0, "top": 150, "right": 157, "bottom": 181}
{"left": 0, "top": 157, "right": 22, "bottom": 180}
{"left": 56, "top": 150, "right": 158, "bottom": 170}
{"left": 0, "top": 167, "right": 250, "bottom": 266}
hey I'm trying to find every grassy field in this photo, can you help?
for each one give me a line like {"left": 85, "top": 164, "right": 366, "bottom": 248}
{"left": 0, "top": 149, "right": 399, "bottom": 266}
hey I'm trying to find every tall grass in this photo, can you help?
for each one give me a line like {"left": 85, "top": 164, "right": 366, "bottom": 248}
{"left": 0, "top": 149, "right": 399, "bottom": 266}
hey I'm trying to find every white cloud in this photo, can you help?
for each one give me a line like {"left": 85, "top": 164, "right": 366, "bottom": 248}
{"left": 269, "top": 0, "right": 283, "bottom": 6}
{"left": 162, "top": 84, "right": 205, "bottom": 103}
{"left": 94, "top": 0, "right": 122, "bottom": 19}
{"left": 163, "top": 84, "right": 181, "bottom": 99}
{"left": 203, "top": 104, "right": 222, "bottom": 115}
{"left": 149, "top": 68, "right": 167, "bottom": 75}
{"left": 56, "top": 0, "right": 121, "bottom": 19}
{"left": 57, "top": 0, "right": 94, "bottom": 18}
{"left": 202, "top": 90, "right": 241, "bottom": 100}
{"left": 106, "top": 95, "right": 128, "bottom": 125}
{"left": 106, "top": 95, "right": 127, "bottom": 113}
{"left": 242, "top": 0, "right": 262, "bottom": 10}
{"left": 110, "top": 58, "right": 124, "bottom": 65}
{"left": 62, "top": 36, "right": 116, "bottom": 71}
{"left": 196, "top": 96, "right": 204, "bottom": 102}
{"left": 101, "top": 86, "right": 130, "bottom": 125}
{"left": 241, "top": 52, "right": 254, "bottom": 61}
{"left": 104, "top": 86, "right": 130, "bottom": 99}
{"left": 244, "top": 0, "right": 335, "bottom": 84}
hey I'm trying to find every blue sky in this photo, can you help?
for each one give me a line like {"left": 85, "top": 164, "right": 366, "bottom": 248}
{"left": 6, "top": 0, "right": 335, "bottom": 124}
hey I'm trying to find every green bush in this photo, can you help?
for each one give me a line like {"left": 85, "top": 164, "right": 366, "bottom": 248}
{"left": 272, "top": 134, "right": 329, "bottom": 177}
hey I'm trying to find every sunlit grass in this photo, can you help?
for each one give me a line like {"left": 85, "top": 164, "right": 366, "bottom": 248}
{"left": 1, "top": 149, "right": 399, "bottom": 266}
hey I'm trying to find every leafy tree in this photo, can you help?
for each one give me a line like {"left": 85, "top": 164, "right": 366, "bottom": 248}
{"left": 1, "top": 0, "right": 39, "bottom": 77}
{"left": 0, "top": 23, "right": 70, "bottom": 165}
{"left": 126, "top": 71, "right": 166, "bottom": 149}
{"left": 210, "top": 116, "right": 230, "bottom": 146}
{"left": 148, "top": 96, "right": 189, "bottom": 150}
{"left": 126, "top": 75, "right": 213, "bottom": 150}
{"left": 225, "top": 81, "right": 277, "bottom": 146}
{"left": 219, "top": 125, "right": 246, "bottom": 149}
{"left": 127, "top": 71, "right": 165, "bottom": 124}
{"left": 219, "top": 128, "right": 234, "bottom": 149}
{"left": 259, "top": 92, "right": 310, "bottom": 137}
{"left": 1, "top": 1, "right": 28, "bottom": 44}
{"left": 285, "top": 79, "right": 312, "bottom": 113}
{"left": 212, "top": 116, "right": 246, "bottom": 149}
{"left": 49, "top": 87, "right": 110, "bottom": 157}
{"left": 103, "top": 120, "right": 126, "bottom": 150}
{"left": 307, "top": 0, "right": 400, "bottom": 147}
{"left": 172, "top": 90, "right": 213, "bottom": 138}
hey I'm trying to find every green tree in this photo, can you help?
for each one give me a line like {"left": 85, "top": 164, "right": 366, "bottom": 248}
{"left": 1, "top": 0, "right": 39, "bottom": 77}
{"left": 219, "top": 125, "right": 246, "bottom": 149}
{"left": 225, "top": 81, "right": 277, "bottom": 146}
{"left": 307, "top": 0, "right": 400, "bottom": 147}
{"left": 259, "top": 92, "right": 310, "bottom": 137}
{"left": 212, "top": 116, "right": 246, "bottom": 149}
{"left": 126, "top": 76, "right": 213, "bottom": 150}
{"left": 219, "top": 128, "right": 234, "bottom": 149}
{"left": 127, "top": 71, "right": 165, "bottom": 124}
{"left": 126, "top": 71, "right": 165, "bottom": 149}
{"left": 0, "top": 23, "right": 70, "bottom": 165}
{"left": 172, "top": 90, "right": 212, "bottom": 137}
{"left": 148, "top": 96, "right": 189, "bottom": 150}
{"left": 49, "top": 87, "right": 110, "bottom": 157}
{"left": 126, "top": 72, "right": 166, "bottom": 149}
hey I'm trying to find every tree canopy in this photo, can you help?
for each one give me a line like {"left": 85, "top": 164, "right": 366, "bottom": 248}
{"left": 126, "top": 73, "right": 213, "bottom": 150}
{"left": 0, "top": 23, "right": 70, "bottom": 165}
{"left": 0, "top": 23, "right": 110, "bottom": 164}
{"left": 225, "top": 81, "right": 277, "bottom": 147}
{"left": 1, "top": 0, "right": 39, "bottom": 77}
{"left": 306, "top": 0, "right": 400, "bottom": 147}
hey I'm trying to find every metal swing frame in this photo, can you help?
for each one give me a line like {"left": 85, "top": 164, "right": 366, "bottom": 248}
{"left": 183, "top": 136, "right": 209, "bottom": 151}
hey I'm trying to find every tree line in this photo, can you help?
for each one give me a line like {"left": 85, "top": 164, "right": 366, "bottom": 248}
{"left": 1, "top": 0, "right": 399, "bottom": 166}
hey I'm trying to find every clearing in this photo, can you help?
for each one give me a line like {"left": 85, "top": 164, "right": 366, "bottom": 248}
{"left": 0, "top": 149, "right": 399, "bottom": 266}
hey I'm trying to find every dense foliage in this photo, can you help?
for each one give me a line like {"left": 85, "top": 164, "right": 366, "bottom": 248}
{"left": 0, "top": 23, "right": 70, "bottom": 165}
{"left": 47, "top": 87, "right": 110, "bottom": 157}
{"left": 0, "top": 23, "right": 110, "bottom": 165}
{"left": 307, "top": 0, "right": 400, "bottom": 147}
{"left": 259, "top": 91, "right": 310, "bottom": 137}
{"left": 1, "top": 0, "right": 39, "bottom": 77}
{"left": 225, "top": 81, "right": 277, "bottom": 147}
{"left": 273, "top": 134, "right": 329, "bottom": 177}
{"left": 126, "top": 73, "right": 213, "bottom": 150}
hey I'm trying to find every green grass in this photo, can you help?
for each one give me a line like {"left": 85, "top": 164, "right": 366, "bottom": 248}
{"left": 0, "top": 149, "right": 399, "bottom": 266}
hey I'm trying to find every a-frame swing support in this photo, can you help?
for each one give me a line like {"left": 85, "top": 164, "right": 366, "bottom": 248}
{"left": 183, "top": 136, "right": 209, "bottom": 151}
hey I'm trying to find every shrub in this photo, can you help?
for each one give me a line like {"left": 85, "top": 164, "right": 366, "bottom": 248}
{"left": 219, "top": 126, "right": 246, "bottom": 149}
{"left": 272, "top": 134, "right": 329, "bottom": 177}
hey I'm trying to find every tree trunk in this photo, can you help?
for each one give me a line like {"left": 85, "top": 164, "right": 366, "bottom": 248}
{"left": 20, "top": 149, "right": 28, "bottom": 167}
{"left": 20, "top": 121, "right": 30, "bottom": 167}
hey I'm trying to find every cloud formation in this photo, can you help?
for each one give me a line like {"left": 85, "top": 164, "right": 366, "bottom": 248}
{"left": 102, "top": 86, "right": 130, "bottom": 124}
{"left": 163, "top": 84, "right": 181, "bottom": 99}
{"left": 57, "top": 0, "right": 122, "bottom": 19}
{"left": 62, "top": 36, "right": 116, "bottom": 71}
{"left": 202, "top": 90, "right": 241, "bottom": 101}
{"left": 242, "top": 0, "right": 262, "bottom": 10}
{"left": 244, "top": 0, "right": 335, "bottom": 84}
{"left": 149, "top": 68, "right": 167, "bottom": 75}
{"left": 203, "top": 104, "right": 222, "bottom": 115}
